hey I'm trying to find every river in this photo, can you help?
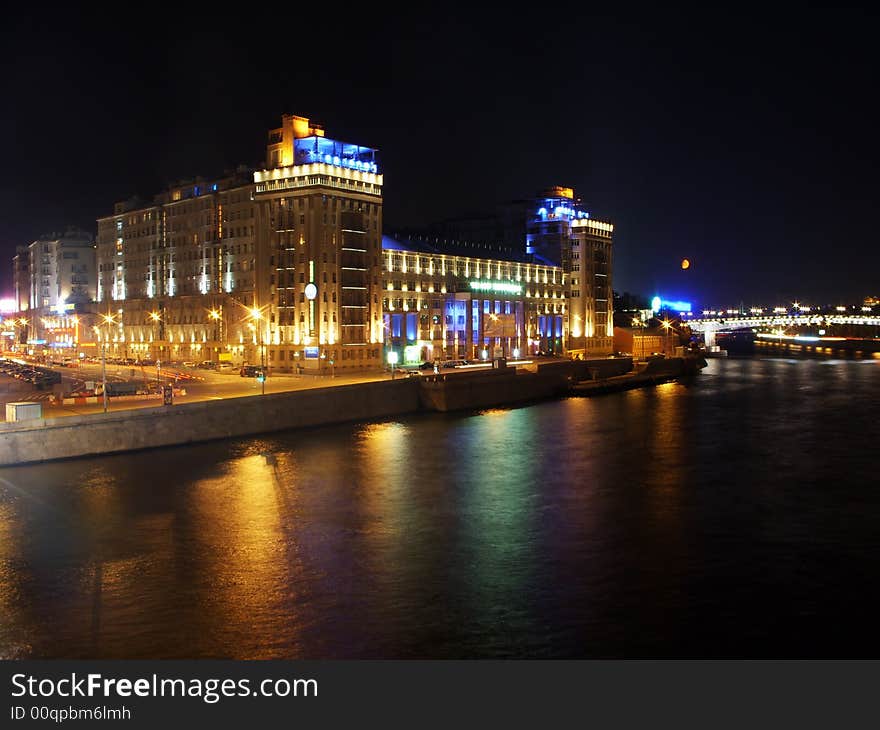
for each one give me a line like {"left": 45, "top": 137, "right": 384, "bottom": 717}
{"left": 1, "top": 356, "right": 878, "bottom": 658}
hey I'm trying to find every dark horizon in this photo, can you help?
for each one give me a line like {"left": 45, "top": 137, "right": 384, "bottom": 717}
{"left": 1, "top": 8, "right": 878, "bottom": 307}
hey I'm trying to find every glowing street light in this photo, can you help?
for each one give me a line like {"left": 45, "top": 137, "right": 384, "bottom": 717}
{"left": 98, "top": 311, "right": 117, "bottom": 413}
{"left": 387, "top": 350, "right": 398, "bottom": 379}
{"left": 249, "top": 306, "right": 267, "bottom": 394}
{"left": 208, "top": 308, "right": 223, "bottom": 360}
{"left": 662, "top": 319, "right": 673, "bottom": 356}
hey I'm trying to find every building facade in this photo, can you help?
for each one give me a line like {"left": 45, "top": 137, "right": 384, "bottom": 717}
{"left": 253, "top": 114, "right": 384, "bottom": 372}
{"left": 92, "top": 116, "right": 384, "bottom": 371}
{"left": 6, "top": 229, "right": 98, "bottom": 356}
{"left": 381, "top": 235, "right": 567, "bottom": 364}
{"left": 12, "top": 246, "right": 29, "bottom": 313}
{"left": 567, "top": 217, "right": 614, "bottom": 353}
{"left": 26, "top": 229, "right": 95, "bottom": 311}
{"left": 95, "top": 169, "right": 259, "bottom": 365}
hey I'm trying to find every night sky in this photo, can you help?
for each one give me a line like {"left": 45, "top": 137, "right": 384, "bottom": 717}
{"left": 1, "top": 8, "right": 877, "bottom": 308}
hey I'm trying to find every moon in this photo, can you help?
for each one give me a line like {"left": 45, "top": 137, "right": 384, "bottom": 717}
{"left": 681, "top": 258, "right": 691, "bottom": 270}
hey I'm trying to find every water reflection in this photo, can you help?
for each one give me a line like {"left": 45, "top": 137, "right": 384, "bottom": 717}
{"left": 1, "top": 357, "right": 879, "bottom": 657}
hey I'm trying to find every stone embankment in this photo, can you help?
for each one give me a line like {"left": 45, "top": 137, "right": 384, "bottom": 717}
{"left": 0, "top": 356, "right": 706, "bottom": 466}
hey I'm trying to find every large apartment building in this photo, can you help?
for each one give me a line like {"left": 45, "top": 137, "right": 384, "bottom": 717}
{"left": 95, "top": 168, "right": 258, "bottom": 366}
{"left": 6, "top": 229, "right": 97, "bottom": 354}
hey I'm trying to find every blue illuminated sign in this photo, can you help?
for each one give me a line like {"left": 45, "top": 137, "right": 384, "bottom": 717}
{"left": 304, "top": 346, "right": 319, "bottom": 359}
{"left": 653, "top": 296, "right": 692, "bottom": 313}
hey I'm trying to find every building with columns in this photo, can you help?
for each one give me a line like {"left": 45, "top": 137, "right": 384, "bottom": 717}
{"left": 380, "top": 234, "right": 567, "bottom": 364}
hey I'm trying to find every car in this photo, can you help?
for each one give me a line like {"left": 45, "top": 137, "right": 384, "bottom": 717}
{"left": 197, "top": 361, "right": 217, "bottom": 369}
{"left": 441, "top": 360, "right": 468, "bottom": 369}
{"left": 217, "top": 361, "right": 235, "bottom": 370}
{"left": 418, "top": 361, "right": 437, "bottom": 370}
{"left": 240, "top": 365, "right": 264, "bottom": 378}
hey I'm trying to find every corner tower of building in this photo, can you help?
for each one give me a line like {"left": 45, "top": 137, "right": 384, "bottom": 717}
{"left": 525, "top": 186, "right": 614, "bottom": 355}
{"left": 254, "top": 114, "right": 383, "bottom": 371}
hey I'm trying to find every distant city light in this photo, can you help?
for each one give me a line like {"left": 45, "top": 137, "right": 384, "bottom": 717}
{"left": 1, "top": 298, "right": 18, "bottom": 313}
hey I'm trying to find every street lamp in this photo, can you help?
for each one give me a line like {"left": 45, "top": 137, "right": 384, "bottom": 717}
{"left": 250, "top": 307, "right": 266, "bottom": 395}
{"left": 149, "top": 311, "right": 161, "bottom": 363}
{"left": 14, "top": 318, "right": 29, "bottom": 353}
{"left": 99, "top": 312, "right": 116, "bottom": 413}
{"left": 387, "top": 350, "right": 398, "bottom": 379}
{"left": 209, "top": 308, "right": 222, "bottom": 361}
{"left": 662, "top": 319, "right": 673, "bottom": 356}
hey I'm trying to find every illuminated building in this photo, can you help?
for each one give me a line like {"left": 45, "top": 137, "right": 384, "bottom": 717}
{"left": 526, "top": 187, "right": 614, "bottom": 354}
{"left": 12, "top": 247, "right": 29, "bottom": 313}
{"left": 401, "top": 186, "right": 615, "bottom": 356}
{"left": 6, "top": 229, "right": 98, "bottom": 355}
{"left": 253, "top": 114, "right": 383, "bottom": 371}
{"left": 567, "top": 217, "right": 614, "bottom": 352}
{"left": 25, "top": 228, "right": 95, "bottom": 311}
{"left": 381, "top": 235, "right": 566, "bottom": 363}
{"left": 95, "top": 168, "right": 258, "bottom": 363}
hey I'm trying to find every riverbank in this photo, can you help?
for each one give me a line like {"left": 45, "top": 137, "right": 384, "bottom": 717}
{"left": 0, "top": 378, "right": 420, "bottom": 466}
{"left": 0, "top": 357, "right": 703, "bottom": 466}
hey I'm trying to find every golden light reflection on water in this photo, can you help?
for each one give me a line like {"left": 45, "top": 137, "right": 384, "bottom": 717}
{"left": 183, "top": 450, "right": 302, "bottom": 658}
{"left": 352, "top": 422, "right": 415, "bottom": 589}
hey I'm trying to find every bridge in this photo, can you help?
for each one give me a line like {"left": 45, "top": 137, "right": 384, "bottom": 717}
{"left": 683, "top": 312, "right": 880, "bottom": 355}
{"left": 686, "top": 313, "right": 880, "bottom": 333}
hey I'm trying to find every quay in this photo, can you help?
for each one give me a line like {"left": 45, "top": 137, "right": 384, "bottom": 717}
{"left": 0, "top": 357, "right": 704, "bottom": 466}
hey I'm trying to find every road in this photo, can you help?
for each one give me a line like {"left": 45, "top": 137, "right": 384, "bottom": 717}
{"left": 1, "top": 355, "right": 558, "bottom": 421}
{"left": 1, "top": 360, "right": 397, "bottom": 420}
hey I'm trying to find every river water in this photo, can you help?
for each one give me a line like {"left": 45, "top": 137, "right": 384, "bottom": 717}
{"left": 1, "top": 356, "right": 878, "bottom": 658}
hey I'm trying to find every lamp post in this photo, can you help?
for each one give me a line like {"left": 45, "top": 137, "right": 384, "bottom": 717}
{"left": 17, "top": 318, "right": 29, "bottom": 354}
{"left": 662, "top": 319, "right": 672, "bottom": 356}
{"left": 72, "top": 314, "right": 79, "bottom": 364}
{"left": 99, "top": 312, "right": 116, "bottom": 413}
{"left": 149, "top": 311, "right": 161, "bottom": 362}
{"left": 250, "top": 307, "right": 266, "bottom": 395}
{"left": 387, "top": 350, "right": 398, "bottom": 379}
{"left": 209, "top": 308, "right": 222, "bottom": 362}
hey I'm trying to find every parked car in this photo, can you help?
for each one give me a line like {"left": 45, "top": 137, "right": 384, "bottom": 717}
{"left": 182, "top": 361, "right": 197, "bottom": 368}
{"left": 197, "top": 360, "right": 218, "bottom": 370}
{"left": 218, "top": 361, "right": 236, "bottom": 371}
{"left": 240, "top": 365, "right": 264, "bottom": 378}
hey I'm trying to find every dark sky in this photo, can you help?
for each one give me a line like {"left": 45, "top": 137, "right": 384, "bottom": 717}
{"left": 1, "top": 8, "right": 878, "bottom": 308}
